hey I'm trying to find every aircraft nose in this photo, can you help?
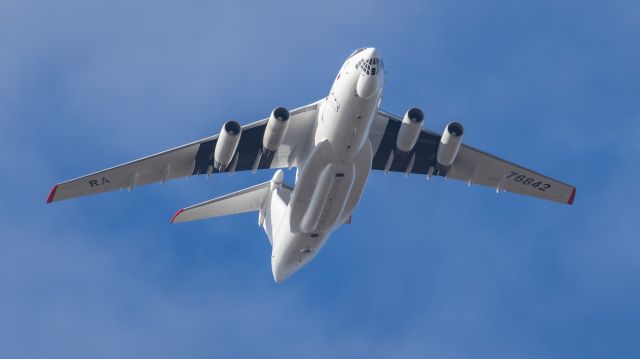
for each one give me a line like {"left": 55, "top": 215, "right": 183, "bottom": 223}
{"left": 365, "top": 47, "right": 378, "bottom": 58}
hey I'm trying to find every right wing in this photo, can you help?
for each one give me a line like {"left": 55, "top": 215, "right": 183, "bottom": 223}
{"left": 445, "top": 144, "right": 576, "bottom": 204}
{"left": 47, "top": 101, "right": 320, "bottom": 203}
{"left": 370, "top": 110, "right": 576, "bottom": 205}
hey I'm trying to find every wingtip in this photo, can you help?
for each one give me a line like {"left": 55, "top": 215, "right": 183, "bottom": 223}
{"left": 567, "top": 187, "right": 576, "bottom": 205}
{"left": 170, "top": 209, "right": 184, "bottom": 224}
{"left": 46, "top": 184, "right": 58, "bottom": 203}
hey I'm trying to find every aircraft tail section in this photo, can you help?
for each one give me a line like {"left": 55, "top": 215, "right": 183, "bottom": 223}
{"left": 171, "top": 170, "right": 290, "bottom": 224}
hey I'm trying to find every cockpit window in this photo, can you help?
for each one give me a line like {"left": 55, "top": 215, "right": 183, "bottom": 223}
{"left": 347, "top": 47, "right": 367, "bottom": 59}
{"left": 355, "top": 57, "right": 383, "bottom": 76}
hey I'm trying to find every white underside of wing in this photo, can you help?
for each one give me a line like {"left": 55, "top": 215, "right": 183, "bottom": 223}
{"left": 448, "top": 144, "right": 576, "bottom": 204}
{"left": 269, "top": 102, "right": 320, "bottom": 169}
{"left": 48, "top": 135, "right": 219, "bottom": 202}
{"left": 47, "top": 101, "right": 321, "bottom": 203}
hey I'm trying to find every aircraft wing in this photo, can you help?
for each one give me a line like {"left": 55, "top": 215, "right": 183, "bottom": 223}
{"left": 370, "top": 110, "right": 576, "bottom": 205}
{"left": 46, "top": 101, "right": 320, "bottom": 203}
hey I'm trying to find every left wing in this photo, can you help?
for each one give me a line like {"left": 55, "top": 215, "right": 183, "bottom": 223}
{"left": 370, "top": 110, "right": 576, "bottom": 205}
{"left": 47, "top": 101, "right": 320, "bottom": 203}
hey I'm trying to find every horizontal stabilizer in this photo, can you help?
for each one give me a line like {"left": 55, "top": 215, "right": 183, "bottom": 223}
{"left": 171, "top": 182, "right": 272, "bottom": 224}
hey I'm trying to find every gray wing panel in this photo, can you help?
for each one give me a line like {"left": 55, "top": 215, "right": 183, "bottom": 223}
{"left": 370, "top": 111, "right": 440, "bottom": 174}
{"left": 190, "top": 101, "right": 320, "bottom": 174}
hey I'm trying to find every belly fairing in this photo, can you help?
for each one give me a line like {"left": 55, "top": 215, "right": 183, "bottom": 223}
{"left": 289, "top": 139, "right": 372, "bottom": 234}
{"left": 299, "top": 162, "right": 355, "bottom": 233}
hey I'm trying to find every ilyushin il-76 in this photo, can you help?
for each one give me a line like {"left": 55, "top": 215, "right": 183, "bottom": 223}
{"left": 47, "top": 48, "right": 575, "bottom": 282}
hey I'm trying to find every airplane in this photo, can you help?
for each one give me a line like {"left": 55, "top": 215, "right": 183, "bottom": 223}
{"left": 46, "top": 47, "right": 576, "bottom": 283}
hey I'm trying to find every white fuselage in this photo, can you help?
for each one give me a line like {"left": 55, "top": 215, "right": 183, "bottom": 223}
{"left": 269, "top": 48, "right": 384, "bottom": 282}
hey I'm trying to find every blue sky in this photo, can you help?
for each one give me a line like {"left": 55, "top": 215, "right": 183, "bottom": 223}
{"left": 2, "top": 0, "right": 639, "bottom": 357}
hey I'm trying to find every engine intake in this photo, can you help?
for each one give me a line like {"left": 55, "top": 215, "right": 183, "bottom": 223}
{"left": 214, "top": 120, "right": 242, "bottom": 171}
{"left": 263, "top": 107, "right": 290, "bottom": 158}
{"left": 395, "top": 107, "right": 424, "bottom": 153}
{"left": 436, "top": 122, "right": 464, "bottom": 167}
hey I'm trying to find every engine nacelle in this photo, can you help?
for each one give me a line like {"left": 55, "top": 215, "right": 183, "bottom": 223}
{"left": 396, "top": 108, "right": 424, "bottom": 153}
{"left": 263, "top": 107, "right": 290, "bottom": 156}
{"left": 214, "top": 120, "right": 242, "bottom": 171}
{"left": 436, "top": 122, "right": 464, "bottom": 167}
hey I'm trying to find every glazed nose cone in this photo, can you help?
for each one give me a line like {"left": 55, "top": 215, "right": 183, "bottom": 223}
{"left": 356, "top": 48, "right": 381, "bottom": 99}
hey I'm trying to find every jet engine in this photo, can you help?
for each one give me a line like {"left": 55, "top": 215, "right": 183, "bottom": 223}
{"left": 396, "top": 108, "right": 424, "bottom": 153}
{"left": 436, "top": 122, "right": 464, "bottom": 167}
{"left": 213, "top": 120, "right": 242, "bottom": 171}
{"left": 262, "top": 107, "right": 290, "bottom": 158}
